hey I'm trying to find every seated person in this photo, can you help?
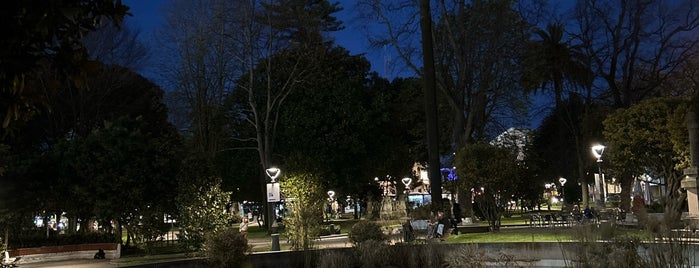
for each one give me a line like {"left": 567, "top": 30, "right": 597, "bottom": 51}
{"left": 94, "top": 249, "right": 106, "bottom": 259}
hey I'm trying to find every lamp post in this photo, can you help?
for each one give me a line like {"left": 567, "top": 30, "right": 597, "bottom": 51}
{"left": 592, "top": 145, "right": 606, "bottom": 209}
{"left": 401, "top": 177, "right": 412, "bottom": 217}
{"left": 327, "top": 190, "right": 335, "bottom": 220}
{"left": 559, "top": 177, "right": 567, "bottom": 204}
{"left": 544, "top": 183, "right": 552, "bottom": 210}
{"left": 265, "top": 167, "right": 281, "bottom": 251}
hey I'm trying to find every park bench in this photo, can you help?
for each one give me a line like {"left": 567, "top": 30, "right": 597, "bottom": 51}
{"left": 527, "top": 213, "right": 542, "bottom": 227}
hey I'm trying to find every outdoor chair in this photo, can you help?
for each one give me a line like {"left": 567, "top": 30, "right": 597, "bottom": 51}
{"left": 410, "top": 220, "right": 430, "bottom": 239}
{"left": 559, "top": 214, "right": 570, "bottom": 227}
{"left": 543, "top": 214, "right": 553, "bottom": 227}
{"left": 426, "top": 223, "right": 438, "bottom": 239}
{"left": 528, "top": 214, "right": 542, "bottom": 227}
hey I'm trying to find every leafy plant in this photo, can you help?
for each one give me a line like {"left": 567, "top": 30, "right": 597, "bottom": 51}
{"left": 348, "top": 220, "right": 386, "bottom": 246}
{"left": 280, "top": 166, "right": 326, "bottom": 251}
{"left": 204, "top": 227, "right": 250, "bottom": 268}
{"left": 175, "top": 177, "right": 234, "bottom": 252}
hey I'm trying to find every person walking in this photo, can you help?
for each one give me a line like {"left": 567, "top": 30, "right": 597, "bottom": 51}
{"left": 239, "top": 217, "right": 249, "bottom": 239}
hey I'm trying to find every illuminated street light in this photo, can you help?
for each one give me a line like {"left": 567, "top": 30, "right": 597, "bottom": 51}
{"left": 401, "top": 177, "right": 412, "bottom": 217}
{"left": 592, "top": 145, "right": 605, "bottom": 161}
{"left": 591, "top": 144, "right": 606, "bottom": 209}
{"left": 265, "top": 167, "right": 281, "bottom": 251}
{"left": 401, "top": 177, "right": 412, "bottom": 188}
{"left": 265, "top": 167, "right": 280, "bottom": 182}
{"left": 559, "top": 177, "right": 567, "bottom": 203}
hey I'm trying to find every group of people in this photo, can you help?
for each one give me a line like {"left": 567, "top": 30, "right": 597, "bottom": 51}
{"left": 403, "top": 210, "right": 460, "bottom": 242}
{"left": 571, "top": 205, "right": 597, "bottom": 223}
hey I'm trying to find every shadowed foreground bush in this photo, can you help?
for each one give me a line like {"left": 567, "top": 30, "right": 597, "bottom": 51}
{"left": 348, "top": 220, "right": 386, "bottom": 246}
{"left": 204, "top": 227, "right": 250, "bottom": 268}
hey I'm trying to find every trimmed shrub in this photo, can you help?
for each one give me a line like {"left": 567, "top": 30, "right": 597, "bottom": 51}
{"left": 204, "top": 227, "right": 250, "bottom": 268}
{"left": 348, "top": 221, "right": 386, "bottom": 246}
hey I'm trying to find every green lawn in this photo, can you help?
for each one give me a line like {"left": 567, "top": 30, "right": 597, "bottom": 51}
{"left": 448, "top": 229, "right": 574, "bottom": 243}
{"left": 117, "top": 252, "right": 202, "bottom": 267}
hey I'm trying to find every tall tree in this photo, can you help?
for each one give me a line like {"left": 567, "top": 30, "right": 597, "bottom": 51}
{"left": 159, "top": 0, "right": 238, "bottom": 166}
{"left": 263, "top": 0, "right": 343, "bottom": 46}
{"left": 273, "top": 47, "right": 386, "bottom": 198}
{"left": 521, "top": 23, "right": 592, "bottom": 107}
{"left": 522, "top": 22, "right": 597, "bottom": 207}
{"left": 222, "top": 0, "right": 345, "bottom": 230}
{"left": 569, "top": 0, "right": 699, "bottom": 207}
{"left": 573, "top": 0, "right": 699, "bottom": 108}
{"left": 419, "top": 0, "right": 443, "bottom": 210}
{"left": 359, "top": 0, "right": 531, "bottom": 215}
{"left": 532, "top": 95, "right": 609, "bottom": 207}
{"left": 0, "top": 0, "right": 128, "bottom": 129}
{"left": 455, "top": 142, "right": 518, "bottom": 230}
{"left": 0, "top": 64, "right": 181, "bottom": 242}
{"left": 603, "top": 97, "right": 689, "bottom": 224}
{"left": 83, "top": 19, "right": 150, "bottom": 72}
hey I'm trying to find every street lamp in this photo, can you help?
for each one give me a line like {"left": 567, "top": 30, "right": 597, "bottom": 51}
{"left": 591, "top": 145, "right": 606, "bottom": 209}
{"left": 265, "top": 167, "right": 281, "bottom": 251}
{"left": 544, "top": 183, "right": 552, "bottom": 210}
{"left": 266, "top": 167, "right": 280, "bottom": 182}
{"left": 401, "top": 177, "right": 412, "bottom": 216}
{"left": 327, "top": 190, "right": 335, "bottom": 220}
{"left": 559, "top": 177, "right": 567, "bottom": 204}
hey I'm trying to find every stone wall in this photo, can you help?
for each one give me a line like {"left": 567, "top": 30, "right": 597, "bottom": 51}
{"left": 8, "top": 242, "right": 120, "bottom": 264}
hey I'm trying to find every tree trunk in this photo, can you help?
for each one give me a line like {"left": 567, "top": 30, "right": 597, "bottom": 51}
{"left": 420, "top": 0, "right": 442, "bottom": 212}
{"left": 575, "top": 135, "right": 589, "bottom": 207}
{"left": 620, "top": 176, "right": 634, "bottom": 213}
{"left": 114, "top": 219, "right": 123, "bottom": 244}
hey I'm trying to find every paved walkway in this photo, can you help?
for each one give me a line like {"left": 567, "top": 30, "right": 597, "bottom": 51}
{"left": 16, "top": 234, "right": 352, "bottom": 268}
{"left": 18, "top": 259, "right": 119, "bottom": 268}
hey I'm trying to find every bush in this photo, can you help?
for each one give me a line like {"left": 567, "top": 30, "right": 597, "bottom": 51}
{"left": 204, "top": 227, "right": 250, "bottom": 268}
{"left": 318, "top": 250, "right": 354, "bottom": 268}
{"left": 348, "top": 221, "right": 386, "bottom": 246}
{"left": 647, "top": 202, "right": 664, "bottom": 213}
{"left": 410, "top": 205, "right": 432, "bottom": 220}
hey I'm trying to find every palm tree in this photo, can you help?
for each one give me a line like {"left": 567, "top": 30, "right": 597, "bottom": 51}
{"left": 522, "top": 23, "right": 592, "bottom": 107}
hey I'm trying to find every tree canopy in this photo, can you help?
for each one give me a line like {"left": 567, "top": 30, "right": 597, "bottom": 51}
{"left": 0, "top": 0, "right": 128, "bottom": 128}
{"left": 603, "top": 97, "right": 689, "bottom": 221}
{"left": 455, "top": 142, "right": 518, "bottom": 230}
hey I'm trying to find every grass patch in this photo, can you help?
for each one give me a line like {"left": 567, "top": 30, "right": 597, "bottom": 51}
{"left": 448, "top": 228, "right": 574, "bottom": 243}
{"left": 327, "top": 219, "right": 360, "bottom": 233}
{"left": 116, "top": 252, "right": 201, "bottom": 267}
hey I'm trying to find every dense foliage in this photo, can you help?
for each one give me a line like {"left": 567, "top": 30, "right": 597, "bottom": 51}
{"left": 176, "top": 177, "right": 235, "bottom": 252}
{"left": 279, "top": 158, "right": 326, "bottom": 250}
{"left": 455, "top": 143, "right": 518, "bottom": 230}
{"left": 603, "top": 97, "right": 689, "bottom": 223}
{"left": 348, "top": 220, "right": 387, "bottom": 246}
{"left": 204, "top": 227, "right": 250, "bottom": 268}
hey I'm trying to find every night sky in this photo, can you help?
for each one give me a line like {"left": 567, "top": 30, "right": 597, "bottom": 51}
{"left": 121, "top": 0, "right": 551, "bottom": 128}
{"left": 122, "top": 0, "right": 383, "bottom": 78}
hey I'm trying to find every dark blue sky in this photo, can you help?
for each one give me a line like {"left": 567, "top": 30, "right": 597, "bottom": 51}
{"left": 122, "top": 0, "right": 383, "bottom": 76}
{"left": 122, "top": 0, "right": 551, "bottom": 129}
